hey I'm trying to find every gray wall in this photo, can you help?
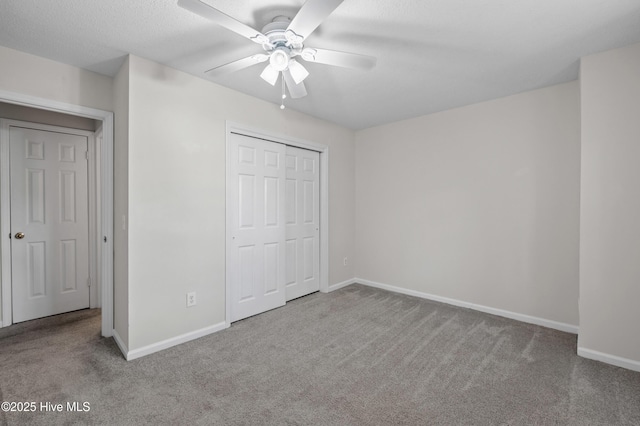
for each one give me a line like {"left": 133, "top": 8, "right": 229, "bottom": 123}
{"left": 123, "top": 55, "right": 356, "bottom": 351}
{"left": 579, "top": 42, "right": 640, "bottom": 366}
{"left": 112, "top": 57, "right": 130, "bottom": 347}
{"left": 355, "top": 82, "right": 581, "bottom": 328}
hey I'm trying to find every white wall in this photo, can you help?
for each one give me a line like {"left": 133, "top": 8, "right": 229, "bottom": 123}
{"left": 0, "top": 45, "right": 113, "bottom": 327}
{"left": 578, "top": 42, "right": 640, "bottom": 368}
{"left": 0, "top": 46, "right": 112, "bottom": 111}
{"left": 125, "top": 56, "right": 355, "bottom": 350}
{"left": 112, "top": 57, "right": 130, "bottom": 347}
{"left": 355, "top": 82, "right": 581, "bottom": 327}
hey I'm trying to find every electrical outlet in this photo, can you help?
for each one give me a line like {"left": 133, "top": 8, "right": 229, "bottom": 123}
{"left": 186, "top": 292, "right": 196, "bottom": 307}
{"left": 343, "top": 257, "right": 348, "bottom": 266}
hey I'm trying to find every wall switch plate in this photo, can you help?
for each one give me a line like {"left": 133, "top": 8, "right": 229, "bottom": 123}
{"left": 186, "top": 292, "right": 196, "bottom": 307}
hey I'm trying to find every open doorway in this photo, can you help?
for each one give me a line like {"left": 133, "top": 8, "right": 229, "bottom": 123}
{"left": 0, "top": 93, "right": 113, "bottom": 338}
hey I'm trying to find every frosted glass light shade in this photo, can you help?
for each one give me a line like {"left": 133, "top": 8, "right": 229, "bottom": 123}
{"left": 260, "top": 64, "right": 279, "bottom": 86}
{"left": 288, "top": 60, "right": 309, "bottom": 84}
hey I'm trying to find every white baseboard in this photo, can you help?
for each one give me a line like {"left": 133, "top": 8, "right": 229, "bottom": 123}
{"left": 112, "top": 328, "right": 128, "bottom": 359}
{"left": 578, "top": 347, "right": 640, "bottom": 372}
{"left": 355, "top": 278, "right": 579, "bottom": 334}
{"left": 328, "top": 278, "right": 356, "bottom": 292}
{"left": 120, "top": 321, "right": 229, "bottom": 361}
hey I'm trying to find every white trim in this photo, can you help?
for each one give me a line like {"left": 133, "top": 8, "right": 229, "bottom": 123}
{"left": 0, "top": 122, "right": 11, "bottom": 328}
{"left": 319, "top": 146, "right": 329, "bottom": 294}
{"left": 356, "top": 278, "right": 579, "bottom": 334}
{"left": 99, "top": 114, "right": 114, "bottom": 338}
{"left": 225, "top": 128, "right": 232, "bottom": 327}
{"left": 328, "top": 278, "right": 356, "bottom": 292}
{"left": 123, "top": 322, "right": 229, "bottom": 361}
{"left": 224, "top": 121, "right": 329, "bottom": 324}
{"left": 99, "top": 115, "right": 114, "bottom": 338}
{"left": 88, "top": 127, "right": 99, "bottom": 308}
{"left": 0, "top": 89, "right": 114, "bottom": 339}
{"left": 112, "top": 328, "right": 129, "bottom": 359}
{"left": 226, "top": 121, "right": 328, "bottom": 153}
{"left": 93, "top": 127, "right": 103, "bottom": 308}
{"left": 578, "top": 347, "right": 640, "bottom": 373}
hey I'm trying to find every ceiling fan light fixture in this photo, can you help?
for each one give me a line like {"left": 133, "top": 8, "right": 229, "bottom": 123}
{"left": 288, "top": 60, "right": 309, "bottom": 84}
{"left": 269, "top": 49, "right": 290, "bottom": 72}
{"left": 260, "top": 64, "right": 279, "bottom": 86}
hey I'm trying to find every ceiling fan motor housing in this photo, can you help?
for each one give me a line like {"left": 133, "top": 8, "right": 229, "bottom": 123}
{"left": 261, "top": 16, "right": 303, "bottom": 52}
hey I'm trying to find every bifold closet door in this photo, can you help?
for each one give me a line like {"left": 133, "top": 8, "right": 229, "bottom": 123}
{"left": 285, "top": 146, "right": 320, "bottom": 301}
{"left": 228, "top": 133, "right": 286, "bottom": 322}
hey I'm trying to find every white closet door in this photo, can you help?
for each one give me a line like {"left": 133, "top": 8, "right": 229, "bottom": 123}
{"left": 285, "top": 146, "right": 320, "bottom": 301}
{"left": 228, "top": 133, "right": 286, "bottom": 322}
{"left": 10, "top": 126, "right": 90, "bottom": 323}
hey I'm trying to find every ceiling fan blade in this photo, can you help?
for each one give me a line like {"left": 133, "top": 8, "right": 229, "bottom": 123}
{"left": 205, "top": 54, "right": 268, "bottom": 78}
{"left": 286, "top": 0, "right": 344, "bottom": 42}
{"left": 301, "top": 48, "right": 376, "bottom": 70}
{"left": 283, "top": 70, "right": 308, "bottom": 99}
{"left": 178, "top": 0, "right": 270, "bottom": 45}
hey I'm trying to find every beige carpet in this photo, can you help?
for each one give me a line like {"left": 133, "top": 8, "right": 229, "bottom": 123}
{"left": 1, "top": 284, "right": 639, "bottom": 425}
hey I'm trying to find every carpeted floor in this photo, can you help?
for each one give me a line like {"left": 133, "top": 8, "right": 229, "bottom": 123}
{"left": 1, "top": 284, "right": 639, "bottom": 425}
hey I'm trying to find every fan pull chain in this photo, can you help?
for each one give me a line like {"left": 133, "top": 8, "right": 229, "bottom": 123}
{"left": 280, "top": 73, "right": 286, "bottom": 110}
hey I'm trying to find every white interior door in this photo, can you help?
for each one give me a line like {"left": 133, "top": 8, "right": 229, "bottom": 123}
{"left": 10, "top": 125, "right": 90, "bottom": 323}
{"left": 228, "top": 133, "right": 286, "bottom": 322}
{"left": 285, "top": 146, "right": 320, "bottom": 301}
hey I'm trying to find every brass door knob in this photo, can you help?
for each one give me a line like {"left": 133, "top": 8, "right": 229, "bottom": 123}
{"left": 14, "top": 232, "right": 25, "bottom": 239}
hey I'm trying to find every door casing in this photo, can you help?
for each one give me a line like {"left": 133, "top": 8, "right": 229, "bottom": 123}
{"left": 225, "top": 122, "right": 329, "bottom": 325}
{"left": 0, "top": 90, "right": 114, "bottom": 337}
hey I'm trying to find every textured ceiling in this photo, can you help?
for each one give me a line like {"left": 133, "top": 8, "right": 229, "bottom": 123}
{"left": 1, "top": 0, "right": 640, "bottom": 129}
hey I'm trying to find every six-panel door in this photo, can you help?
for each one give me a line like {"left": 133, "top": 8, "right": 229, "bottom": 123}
{"left": 228, "top": 133, "right": 321, "bottom": 321}
{"left": 10, "top": 126, "right": 90, "bottom": 323}
{"left": 285, "top": 146, "right": 320, "bottom": 301}
{"left": 228, "top": 133, "right": 287, "bottom": 322}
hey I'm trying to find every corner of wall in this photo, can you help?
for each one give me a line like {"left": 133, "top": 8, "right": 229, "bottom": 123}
{"left": 578, "top": 41, "right": 640, "bottom": 368}
{"left": 112, "top": 56, "right": 130, "bottom": 350}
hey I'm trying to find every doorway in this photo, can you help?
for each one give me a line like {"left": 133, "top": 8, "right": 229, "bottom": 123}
{"left": 225, "top": 123, "right": 329, "bottom": 324}
{"left": 4, "top": 120, "right": 95, "bottom": 323}
{"left": 0, "top": 92, "right": 114, "bottom": 337}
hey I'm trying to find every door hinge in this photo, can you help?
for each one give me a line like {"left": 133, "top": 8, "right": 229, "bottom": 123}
{"left": 87, "top": 277, "right": 91, "bottom": 287}
{"left": 85, "top": 151, "right": 89, "bottom": 160}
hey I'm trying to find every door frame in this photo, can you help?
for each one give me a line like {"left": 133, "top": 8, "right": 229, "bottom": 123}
{"left": 0, "top": 90, "right": 114, "bottom": 338}
{"left": 225, "top": 122, "right": 329, "bottom": 325}
{"left": 2, "top": 119, "right": 97, "bottom": 320}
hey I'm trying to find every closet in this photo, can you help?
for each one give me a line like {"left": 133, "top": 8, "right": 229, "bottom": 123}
{"left": 227, "top": 132, "right": 320, "bottom": 322}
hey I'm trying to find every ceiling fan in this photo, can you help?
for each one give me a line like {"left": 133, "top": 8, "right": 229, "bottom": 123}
{"left": 178, "top": 0, "right": 376, "bottom": 104}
